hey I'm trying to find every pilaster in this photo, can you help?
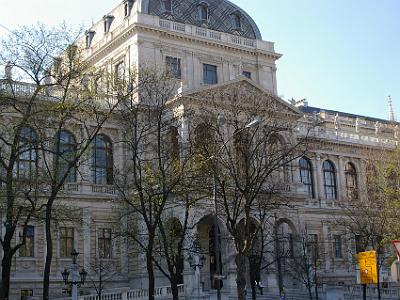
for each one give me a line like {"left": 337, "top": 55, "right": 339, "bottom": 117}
{"left": 83, "top": 208, "right": 91, "bottom": 271}
{"left": 337, "top": 156, "right": 345, "bottom": 202}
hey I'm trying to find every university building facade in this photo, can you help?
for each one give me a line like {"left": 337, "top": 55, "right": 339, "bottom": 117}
{"left": 1, "top": 0, "right": 398, "bottom": 299}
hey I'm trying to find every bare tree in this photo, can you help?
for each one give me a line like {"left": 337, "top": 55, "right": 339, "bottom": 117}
{"left": 189, "top": 81, "right": 311, "bottom": 300}
{"left": 0, "top": 23, "right": 133, "bottom": 299}
{"left": 334, "top": 148, "right": 400, "bottom": 300}
{"left": 115, "top": 67, "right": 203, "bottom": 300}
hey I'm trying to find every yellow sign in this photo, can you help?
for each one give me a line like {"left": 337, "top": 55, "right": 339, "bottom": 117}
{"left": 358, "top": 251, "right": 378, "bottom": 284}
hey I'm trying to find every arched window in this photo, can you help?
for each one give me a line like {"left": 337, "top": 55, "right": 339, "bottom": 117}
{"left": 161, "top": 0, "right": 172, "bottom": 13}
{"left": 17, "top": 127, "right": 38, "bottom": 178}
{"left": 345, "top": 162, "right": 358, "bottom": 199}
{"left": 198, "top": 2, "right": 209, "bottom": 22}
{"left": 299, "top": 157, "right": 314, "bottom": 198}
{"left": 92, "top": 134, "right": 113, "bottom": 185}
{"left": 323, "top": 160, "right": 337, "bottom": 200}
{"left": 56, "top": 130, "right": 77, "bottom": 183}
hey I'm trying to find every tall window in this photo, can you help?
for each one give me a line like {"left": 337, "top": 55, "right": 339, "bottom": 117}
{"left": 333, "top": 235, "right": 342, "bottom": 258}
{"left": 232, "top": 13, "right": 242, "bottom": 29}
{"left": 203, "top": 64, "right": 217, "bottom": 85}
{"left": 19, "top": 226, "right": 34, "bottom": 257}
{"left": 92, "top": 134, "right": 113, "bottom": 185}
{"left": 161, "top": 0, "right": 172, "bottom": 13}
{"left": 60, "top": 227, "right": 74, "bottom": 257}
{"left": 98, "top": 228, "right": 112, "bottom": 258}
{"left": 166, "top": 56, "right": 181, "bottom": 79}
{"left": 323, "top": 160, "right": 337, "bottom": 200}
{"left": 17, "top": 127, "right": 38, "bottom": 178}
{"left": 355, "top": 234, "right": 365, "bottom": 253}
{"left": 345, "top": 162, "right": 358, "bottom": 199}
{"left": 115, "top": 62, "right": 124, "bottom": 82}
{"left": 56, "top": 131, "right": 76, "bottom": 183}
{"left": 299, "top": 157, "right": 314, "bottom": 198}
{"left": 124, "top": 0, "right": 134, "bottom": 17}
{"left": 198, "top": 3, "right": 209, "bottom": 21}
{"left": 307, "top": 234, "right": 319, "bottom": 260}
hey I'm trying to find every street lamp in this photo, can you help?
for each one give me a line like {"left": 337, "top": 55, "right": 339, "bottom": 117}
{"left": 212, "top": 117, "right": 261, "bottom": 300}
{"left": 61, "top": 249, "right": 87, "bottom": 300}
{"left": 188, "top": 249, "right": 206, "bottom": 300}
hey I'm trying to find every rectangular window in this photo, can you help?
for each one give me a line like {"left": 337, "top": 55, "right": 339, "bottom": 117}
{"left": 115, "top": 62, "right": 124, "bottom": 81}
{"left": 98, "top": 228, "right": 112, "bottom": 258}
{"left": 21, "top": 289, "right": 33, "bottom": 300}
{"left": 242, "top": 71, "right": 251, "bottom": 79}
{"left": 166, "top": 56, "right": 181, "bottom": 79}
{"left": 355, "top": 234, "right": 365, "bottom": 253}
{"left": 19, "top": 226, "right": 34, "bottom": 257}
{"left": 203, "top": 63, "right": 218, "bottom": 85}
{"left": 60, "top": 227, "right": 74, "bottom": 258}
{"left": 307, "top": 234, "right": 318, "bottom": 260}
{"left": 333, "top": 235, "right": 342, "bottom": 258}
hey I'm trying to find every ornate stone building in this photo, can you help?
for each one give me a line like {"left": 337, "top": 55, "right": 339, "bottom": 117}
{"left": 1, "top": 0, "right": 398, "bottom": 299}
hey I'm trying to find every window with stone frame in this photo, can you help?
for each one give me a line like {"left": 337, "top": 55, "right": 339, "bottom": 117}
{"left": 322, "top": 160, "right": 337, "bottom": 200}
{"left": 92, "top": 134, "right": 113, "bottom": 185}
{"left": 333, "top": 235, "right": 342, "bottom": 258}
{"left": 161, "top": 0, "right": 172, "bottom": 13}
{"left": 114, "top": 61, "right": 125, "bottom": 83}
{"left": 19, "top": 225, "right": 34, "bottom": 257}
{"left": 198, "top": 2, "right": 209, "bottom": 21}
{"left": 203, "top": 63, "right": 217, "bottom": 85}
{"left": 307, "top": 234, "right": 319, "bottom": 260}
{"left": 299, "top": 157, "right": 314, "bottom": 198}
{"left": 60, "top": 227, "right": 74, "bottom": 258}
{"left": 98, "top": 228, "right": 112, "bottom": 258}
{"left": 242, "top": 71, "right": 251, "bottom": 79}
{"left": 124, "top": 0, "right": 134, "bottom": 17}
{"left": 16, "top": 127, "right": 38, "bottom": 179}
{"left": 345, "top": 162, "right": 358, "bottom": 199}
{"left": 355, "top": 234, "right": 366, "bottom": 253}
{"left": 165, "top": 56, "right": 181, "bottom": 79}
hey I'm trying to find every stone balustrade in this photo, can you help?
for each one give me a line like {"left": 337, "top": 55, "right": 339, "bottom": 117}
{"left": 85, "top": 12, "right": 275, "bottom": 57}
{"left": 54, "top": 284, "right": 185, "bottom": 300}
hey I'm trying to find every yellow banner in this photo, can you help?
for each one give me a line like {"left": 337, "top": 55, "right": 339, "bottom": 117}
{"left": 358, "top": 251, "right": 378, "bottom": 284}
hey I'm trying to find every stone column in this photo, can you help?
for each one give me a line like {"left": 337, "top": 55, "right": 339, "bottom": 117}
{"left": 313, "top": 155, "right": 323, "bottom": 205}
{"left": 322, "top": 223, "right": 331, "bottom": 271}
{"left": 357, "top": 159, "right": 367, "bottom": 200}
{"left": 82, "top": 209, "right": 91, "bottom": 271}
{"left": 337, "top": 156, "right": 346, "bottom": 202}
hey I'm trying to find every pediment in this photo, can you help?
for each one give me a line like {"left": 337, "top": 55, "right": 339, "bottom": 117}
{"left": 177, "top": 77, "right": 302, "bottom": 119}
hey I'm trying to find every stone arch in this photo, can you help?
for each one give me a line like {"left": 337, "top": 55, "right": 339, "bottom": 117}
{"left": 196, "top": 214, "right": 230, "bottom": 291}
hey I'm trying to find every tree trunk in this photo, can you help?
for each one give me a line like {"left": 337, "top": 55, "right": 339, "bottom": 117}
{"left": 43, "top": 206, "right": 53, "bottom": 300}
{"left": 307, "top": 284, "right": 313, "bottom": 300}
{"left": 146, "top": 248, "right": 155, "bottom": 300}
{"left": 0, "top": 247, "right": 13, "bottom": 300}
{"left": 170, "top": 278, "right": 179, "bottom": 300}
{"left": 250, "top": 279, "right": 257, "bottom": 300}
{"left": 235, "top": 253, "right": 247, "bottom": 300}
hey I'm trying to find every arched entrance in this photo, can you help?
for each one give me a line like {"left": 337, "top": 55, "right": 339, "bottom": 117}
{"left": 275, "top": 219, "right": 297, "bottom": 291}
{"left": 196, "top": 214, "right": 227, "bottom": 291}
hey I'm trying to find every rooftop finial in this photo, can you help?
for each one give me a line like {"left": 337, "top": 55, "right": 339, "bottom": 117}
{"left": 388, "top": 95, "right": 395, "bottom": 122}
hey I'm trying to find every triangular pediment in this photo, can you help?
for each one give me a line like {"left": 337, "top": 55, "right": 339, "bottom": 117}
{"left": 174, "top": 77, "right": 302, "bottom": 119}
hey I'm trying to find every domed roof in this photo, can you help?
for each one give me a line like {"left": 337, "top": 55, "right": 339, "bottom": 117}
{"left": 143, "top": 0, "right": 262, "bottom": 40}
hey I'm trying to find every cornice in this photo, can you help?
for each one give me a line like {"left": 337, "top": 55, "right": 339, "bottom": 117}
{"left": 86, "top": 22, "right": 281, "bottom": 64}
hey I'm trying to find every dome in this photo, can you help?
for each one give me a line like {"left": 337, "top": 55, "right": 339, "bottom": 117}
{"left": 143, "top": 0, "right": 262, "bottom": 40}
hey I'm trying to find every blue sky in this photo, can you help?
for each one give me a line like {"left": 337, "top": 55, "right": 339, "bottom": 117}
{"left": 0, "top": 0, "right": 398, "bottom": 119}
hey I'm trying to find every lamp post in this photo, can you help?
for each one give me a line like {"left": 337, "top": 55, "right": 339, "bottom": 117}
{"left": 61, "top": 249, "right": 87, "bottom": 300}
{"left": 188, "top": 245, "right": 206, "bottom": 300}
{"left": 212, "top": 117, "right": 261, "bottom": 300}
